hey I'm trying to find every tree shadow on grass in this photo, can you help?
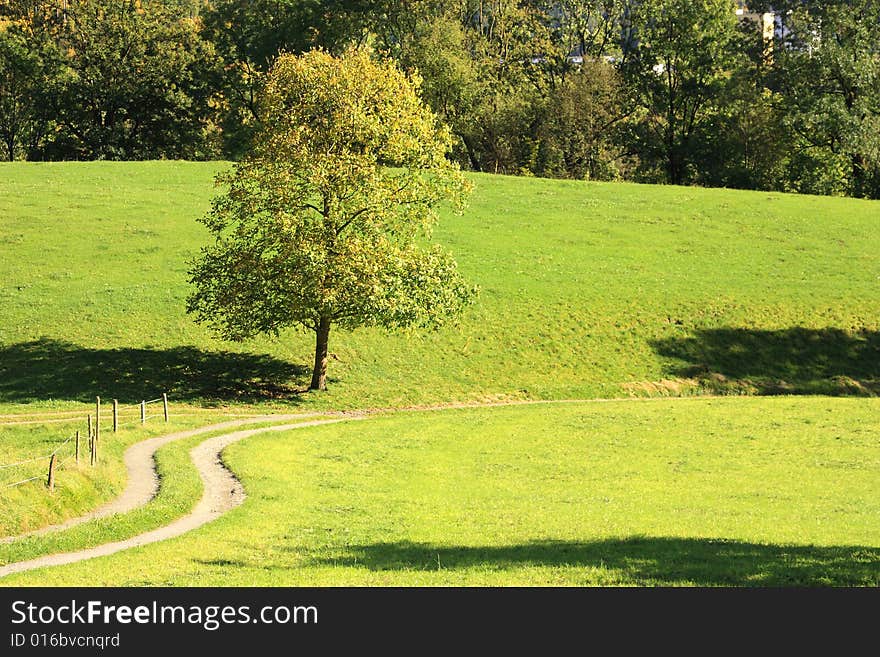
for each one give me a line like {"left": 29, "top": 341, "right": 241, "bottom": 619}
{"left": 0, "top": 338, "right": 310, "bottom": 404}
{"left": 650, "top": 327, "right": 880, "bottom": 396}
{"left": 305, "top": 537, "right": 879, "bottom": 586}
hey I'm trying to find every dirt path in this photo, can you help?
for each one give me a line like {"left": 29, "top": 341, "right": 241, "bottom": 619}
{"left": 0, "top": 416, "right": 362, "bottom": 578}
{"left": 1, "top": 415, "right": 325, "bottom": 544}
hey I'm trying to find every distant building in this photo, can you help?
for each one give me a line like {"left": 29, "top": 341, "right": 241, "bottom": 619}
{"left": 736, "top": 2, "right": 776, "bottom": 43}
{"left": 536, "top": 2, "right": 781, "bottom": 68}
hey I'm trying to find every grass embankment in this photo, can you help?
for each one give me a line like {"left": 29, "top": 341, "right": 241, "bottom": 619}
{"left": 0, "top": 413, "right": 230, "bottom": 536}
{"left": 0, "top": 161, "right": 877, "bottom": 411}
{"left": 0, "top": 416, "right": 335, "bottom": 566}
{"left": 4, "top": 399, "right": 878, "bottom": 586}
{"left": 0, "top": 430, "right": 203, "bottom": 567}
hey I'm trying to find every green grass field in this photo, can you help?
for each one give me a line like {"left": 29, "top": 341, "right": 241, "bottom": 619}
{"left": 4, "top": 400, "right": 878, "bottom": 586}
{"left": 0, "top": 162, "right": 878, "bottom": 586}
{"left": 1, "top": 162, "right": 878, "bottom": 411}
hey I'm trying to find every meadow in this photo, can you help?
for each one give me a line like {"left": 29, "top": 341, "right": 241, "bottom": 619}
{"left": 1, "top": 162, "right": 878, "bottom": 412}
{"left": 4, "top": 401, "right": 878, "bottom": 586}
{"left": 0, "top": 162, "right": 878, "bottom": 585}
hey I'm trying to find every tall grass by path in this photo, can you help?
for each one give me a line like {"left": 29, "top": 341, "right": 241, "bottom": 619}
{"left": 0, "top": 431, "right": 204, "bottom": 567}
{"left": 0, "top": 410, "right": 287, "bottom": 536}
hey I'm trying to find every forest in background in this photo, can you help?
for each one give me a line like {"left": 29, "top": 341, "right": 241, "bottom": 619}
{"left": 1, "top": 0, "right": 879, "bottom": 199}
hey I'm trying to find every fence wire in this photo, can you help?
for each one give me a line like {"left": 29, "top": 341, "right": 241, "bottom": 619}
{"left": 0, "top": 454, "right": 50, "bottom": 470}
{"left": 3, "top": 474, "right": 43, "bottom": 489}
{"left": 1, "top": 393, "right": 168, "bottom": 491}
{"left": 1, "top": 435, "right": 76, "bottom": 489}
{"left": 0, "top": 433, "right": 74, "bottom": 470}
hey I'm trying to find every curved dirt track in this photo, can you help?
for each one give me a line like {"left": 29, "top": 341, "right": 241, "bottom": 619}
{"left": 1, "top": 415, "right": 323, "bottom": 544}
{"left": 0, "top": 415, "right": 361, "bottom": 578}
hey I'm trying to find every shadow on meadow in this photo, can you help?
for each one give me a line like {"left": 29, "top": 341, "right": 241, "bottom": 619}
{"left": 307, "top": 537, "right": 879, "bottom": 586}
{"left": 0, "top": 338, "right": 310, "bottom": 404}
{"left": 650, "top": 327, "right": 880, "bottom": 396}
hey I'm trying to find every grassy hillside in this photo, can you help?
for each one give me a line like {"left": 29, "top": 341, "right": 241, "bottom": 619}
{"left": 5, "top": 399, "right": 878, "bottom": 586}
{"left": 1, "top": 165, "right": 877, "bottom": 584}
{"left": 0, "top": 161, "right": 878, "bottom": 412}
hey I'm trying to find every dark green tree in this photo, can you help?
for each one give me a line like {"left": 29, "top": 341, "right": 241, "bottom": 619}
{"left": 622, "top": 0, "right": 740, "bottom": 185}
{"left": 0, "top": 24, "right": 47, "bottom": 160}
{"left": 533, "top": 59, "right": 630, "bottom": 180}
{"left": 773, "top": 0, "right": 880, "bottom": 198}
{"left": 43, "top": 0, "right": 218, "bottom": 159}
{"left": 688, "top": 9, "right": 788, "bottom": 191}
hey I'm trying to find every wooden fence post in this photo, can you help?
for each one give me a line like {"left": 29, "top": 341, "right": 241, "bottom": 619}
{"left": 163, "top": 393, "right": 169, "bottom": 422}
{"left": 113, "top": 399, "right": 118, "bottom": 433}
{"left": 75, "top": 430, "right": 80, "bottom": 465}
{"left": 141, "top": 400, "right": 146, "bottom": 425}
{"left": 87, "top": 414, "right": 94, "bottom": 466}
{"left": 47, "top": 453, "right": 56, "bottom": 491}
{"left": 95, "top": 396, "right": 100, "bottom": 449}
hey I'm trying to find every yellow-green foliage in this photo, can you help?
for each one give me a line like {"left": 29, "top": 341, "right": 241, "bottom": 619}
{"left": 187, "top": 50, "right": 476, "bottom": 379}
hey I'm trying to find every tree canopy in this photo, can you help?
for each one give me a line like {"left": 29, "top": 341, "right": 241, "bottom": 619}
{"left": 775, "top": 1, "right": 880, "bottom": 198}
{"left": 187, "top": 49, "right": 476, "bottom": 390}
{"left": 3, "top": 0, "right": 880, "bottom": 199}
{"left": 622, "top": 0, "right": 740, "bottom": 185}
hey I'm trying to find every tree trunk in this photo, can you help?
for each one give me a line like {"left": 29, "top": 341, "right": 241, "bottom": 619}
{"left": 309, "top": 316, "right": 332, "bottom": 391}
{"left": 461, "top": 133, "right": 482, "bottom": 172}
{"left": 851, "top": 153, "right": 867, "bottom": 198}
{"left": 667, "top": 145, "right": 683, "bottom": 186}
{"left": 667, "top": 152, "right": 678, "bottom": 186}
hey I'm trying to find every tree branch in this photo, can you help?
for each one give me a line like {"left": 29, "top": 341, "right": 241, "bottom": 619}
{"left": 336, "top": 207, "right": 370, "bottom": 235}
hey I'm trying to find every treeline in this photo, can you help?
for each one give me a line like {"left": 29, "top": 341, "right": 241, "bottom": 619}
{"left": 1, "top": 1, "right": 879, "bottom": 199}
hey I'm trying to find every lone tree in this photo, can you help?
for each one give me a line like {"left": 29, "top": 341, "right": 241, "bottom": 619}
{"left": 187, "top": 49, "right": 475, "bottom": 391}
